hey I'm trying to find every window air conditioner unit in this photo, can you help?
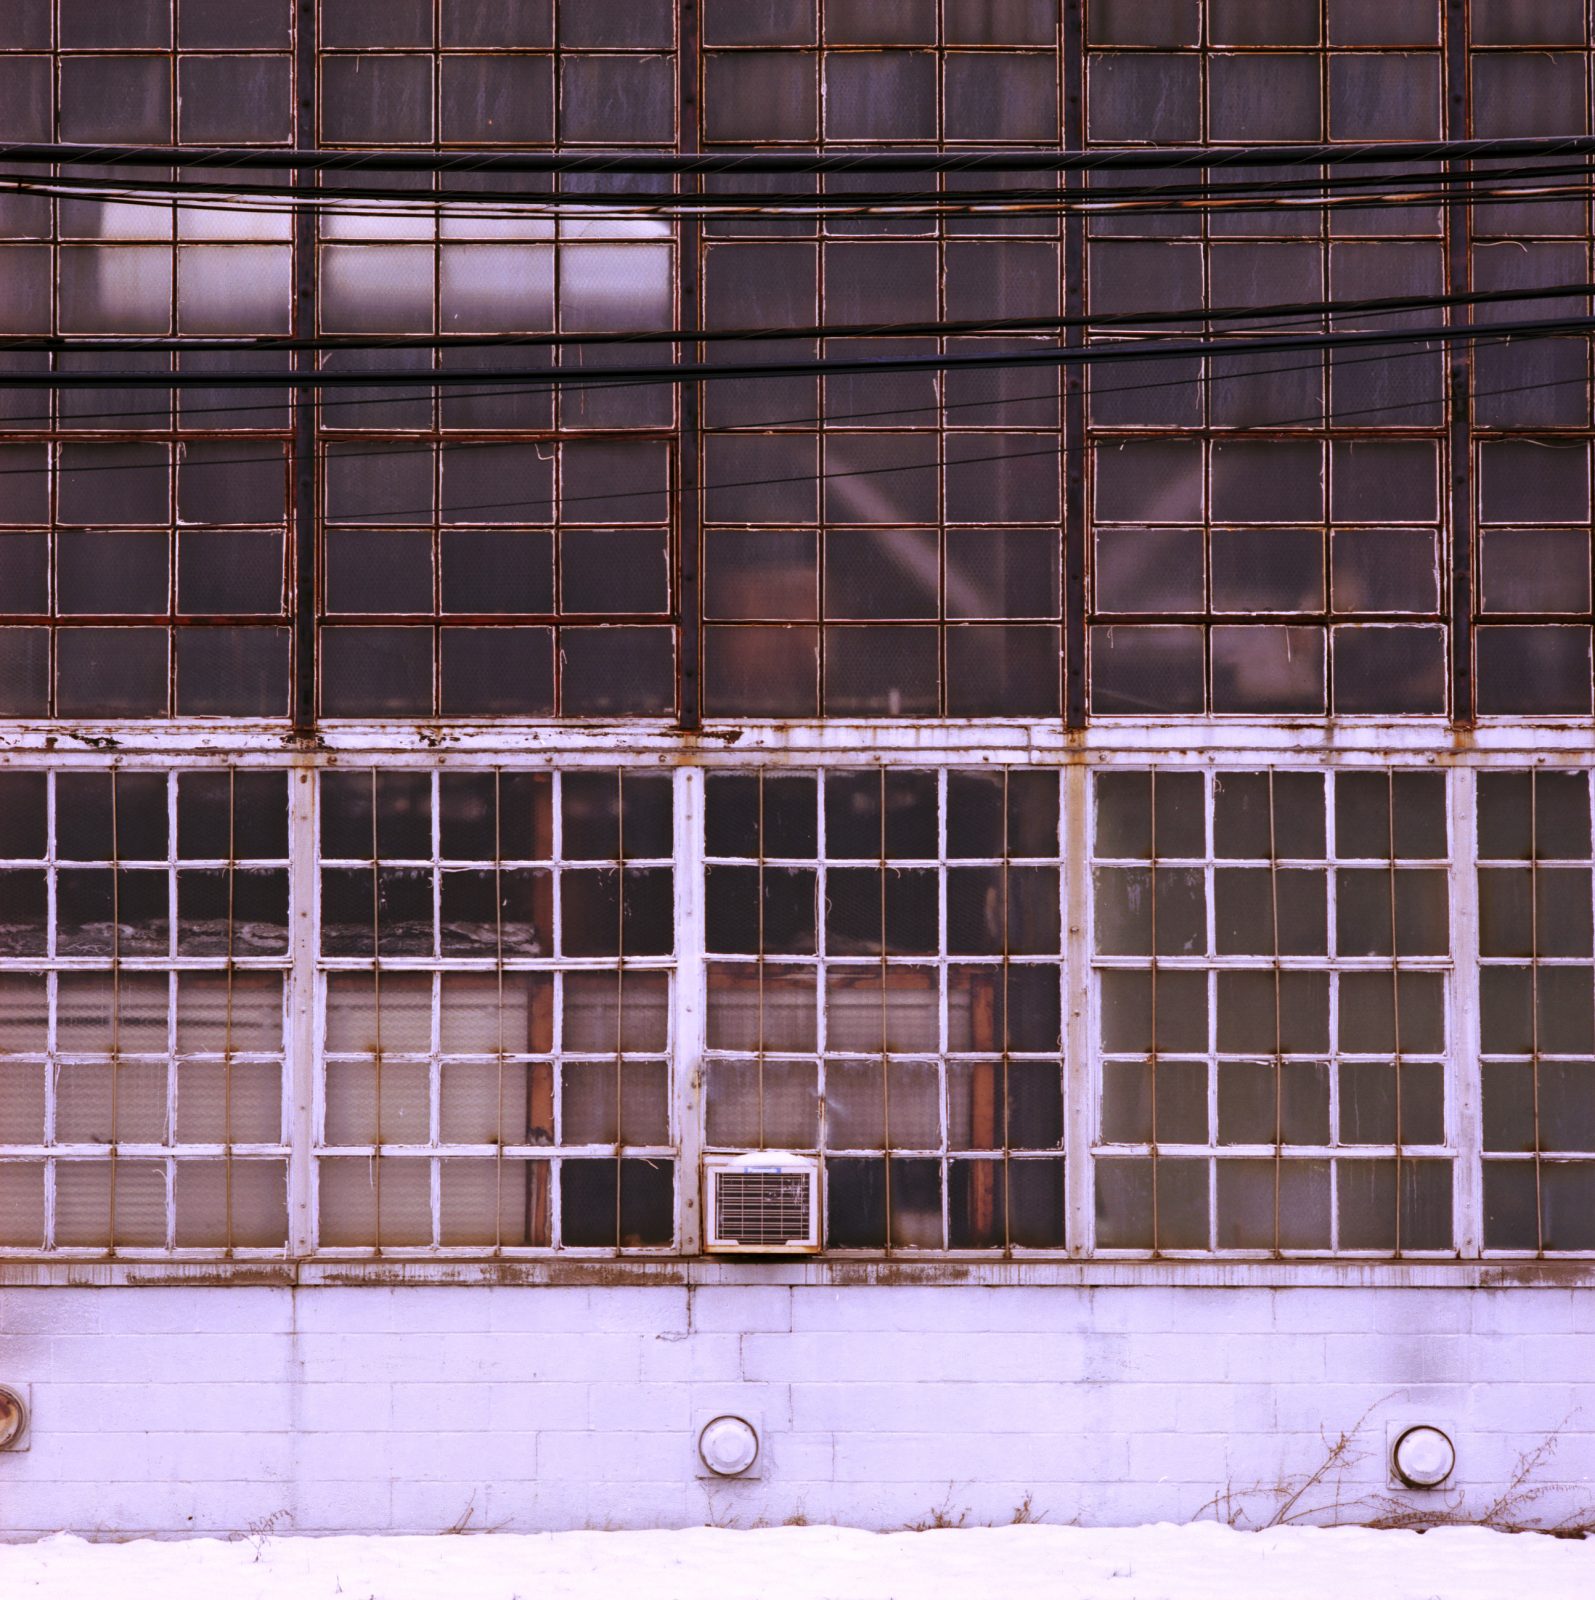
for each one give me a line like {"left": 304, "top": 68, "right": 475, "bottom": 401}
{"left": 704, "top": 1152, "right": 821, "bottom": 1255}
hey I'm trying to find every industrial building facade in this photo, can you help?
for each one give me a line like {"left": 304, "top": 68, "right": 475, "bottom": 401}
{"left": 3, "top": 0, "right": 1595, "bottom": 1536}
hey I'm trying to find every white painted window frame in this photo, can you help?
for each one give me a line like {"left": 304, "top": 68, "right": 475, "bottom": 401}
{"left": 4, "top": 718, "right": 1595, "bottom": 1266}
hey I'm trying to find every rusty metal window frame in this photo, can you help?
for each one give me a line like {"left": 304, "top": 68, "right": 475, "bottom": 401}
{"left": 1081, "top": 3, "right": 1455, "bottom": 719}
{"left": 0, "top": 8, "right": 300, "bottom": 720}
{"left": 697, "top": 1, "right": 1065, "bottom": 150}
{"left": 314, "top": 0, "right": 682, "bottom": 152}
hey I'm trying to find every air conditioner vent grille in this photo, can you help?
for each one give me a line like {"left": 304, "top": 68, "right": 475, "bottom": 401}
{"left": 713, "top": 1171, "right": 813, "bottom": 1247}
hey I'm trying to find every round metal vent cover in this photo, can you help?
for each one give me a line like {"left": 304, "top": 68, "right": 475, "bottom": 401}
{"left": 0, "top": 1386, "right": 26, "bottom": 1452}
{"left": 1393, "top": 1425, "right": 1456, "bottom": 1489}
{"left": 698, "top": 1414, "right": 759, "bottom": 1478}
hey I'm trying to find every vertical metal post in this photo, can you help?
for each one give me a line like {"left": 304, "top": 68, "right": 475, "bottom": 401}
{"left": 286, "top": 764, "right": 319, "bottom": 1257}
{"left": 674, "top": 765, "right": 707, "bottom": 1255}
{"left": 1062, "top": 1, "right": 1088, "bottom": 730}
{"left": 292, "top": 0, "right": 318, "bottom": 734}
{"left": 677, "top": 0, "right": 703, "bottom": 731}
{"left": 1446, "top": 0, "right": 1474, "bottom": 724}
{"left": 1062, "top": 761, "right": 1094, "bottom": 1254}
{"left": 1448, "top": 762, "right": 1482, "bottom": 1258}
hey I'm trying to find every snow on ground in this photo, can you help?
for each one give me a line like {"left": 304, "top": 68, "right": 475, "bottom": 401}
{"left": 1, "top": 1523, "right": 1591, "bottom": 1600}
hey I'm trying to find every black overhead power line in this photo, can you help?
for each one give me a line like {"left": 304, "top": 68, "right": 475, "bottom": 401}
{"left": 11, "top": 134, "right": 1595, "bottom": 174}
{"left": 5, "top": 280, "right": 1589, "bottom": 358}
{"left": 0, "top": 317, "right": 1503, "bottom": 437}
{"left": 6, "top": 157, "right": 1595, "bottom": 213}
{"left": 0, "top": 314, "right": 1587, "bottom": 388}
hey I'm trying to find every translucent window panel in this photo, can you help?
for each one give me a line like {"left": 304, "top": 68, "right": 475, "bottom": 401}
{"left": 439, "top": 55, "right": 555, "bottom": 144}
{"left": 1092, "top": 767, "right": 1454, "bottom": 1254}
{"left": 1087, "top": 54, "right": 1201, "bottom": 142}
{"left": 321, "top": 55, "right": 434, "bottom": 145}
{"left": 59, "top": 55, "right": 173, "bottom": 143}
{"left": 1471, "top": 52, "right": 1588, "bottom": 137}
{"left": 704, "top": 768, "right": 1065, "bottom": 1251}
{"left": 560, "top": 53, "right": 674, "bottom": 143}
{"left": 177, "top": 56, "right": 294, "bottom": 144}
{"left": 182, "top": 1, "right": 295, "bottom": 49}
{"left": 59, "top": 246, "right": 172, "bottom": 335}
{"left": 177, "top": 246, "right": 292, "bottom": 335}
{"left": 703, "top": 52, "right": 819, "bottom": 142}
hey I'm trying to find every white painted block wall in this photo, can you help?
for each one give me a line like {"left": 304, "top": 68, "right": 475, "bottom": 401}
{"left": 2, "top": 1281, "right": 1593, "bottom": 1537}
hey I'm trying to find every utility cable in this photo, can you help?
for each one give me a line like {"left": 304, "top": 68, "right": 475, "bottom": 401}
{"left": 0, "top": 313, "right": 1585, "bottom": 388}
{"left": 5, "top": 279, "right": 1589, "bottom": 358}
{"left": 11, "top": 134, "right": 1595, "bottom": 175}
{"left": 6, "top": 157, "right": 1595, "bottom": 214}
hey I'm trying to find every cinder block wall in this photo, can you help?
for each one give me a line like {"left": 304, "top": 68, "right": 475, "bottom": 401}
{"left": 3, "top": 1282, "right": 1593, "bottom": 1536}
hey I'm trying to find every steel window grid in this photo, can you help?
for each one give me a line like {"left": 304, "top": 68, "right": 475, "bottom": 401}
{"left": 1476, "top": 767, "right": 1595, "bottom": 1255}
{"left": 699, "top": 766, "right": 1068, "bottom": 1254}
{"left": 0, "top": 763, "right": 293, "bottom": 1256}
{"left": 696, "top": 1, "right": 1064, "bottom": 150}
{"left": 310, "top": 765, "right": 679, "bottom": 1255}
{"left": 5, "top": 743, "right": 1595, "bottom": 1260}
{"left": 1087, "top": 762, "right": 1460, "bottom": 1257}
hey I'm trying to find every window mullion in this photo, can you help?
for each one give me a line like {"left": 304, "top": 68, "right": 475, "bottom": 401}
{"left": 1062, "top": 761, "right": 1094, "bottom": 1255}
{"left": 674, "top": 763, "right": 707, "bottom": 1256}
{"left": 1449, "top": 762, "right": 1483, "bottom": 1258}
{"left": 286, "top": 762, "right": 319, "bottom": 1258}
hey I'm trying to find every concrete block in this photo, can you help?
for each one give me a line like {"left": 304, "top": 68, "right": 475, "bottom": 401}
{"left": 296, "top": 1381, "right": 393, "bottom": 1433}
{"left": 583, "top": 1287, "right": 690, "bottom": 1337}
{"left": 389, "top": 1382, "right": 500, "bottom": 1434}
{"left": 388, "top": 1479, "right": 492, "bottom": 1535}
{"left": 373, "top": 1430, "right": 536, "bottom": 1485}
{"left": 40, "top": 1379, "right": 294, "bottom": 1436}
{"left": 1272, "top": 1289, "right": 1378, "bottom": 1333}
{"left": 636, "top": 1330, "right": 744, "bottom": 1382}
{"left": 48, "top": 1332, "right": 281, "bottom": 1385}
{"left": 588, "top": 1381, "right": 692, "bottom": 1432}
{"left": 1471, "top": 1289, "right": 1577, "bottom": 1336}
{"left": 0, "top": 1291, "right": 102, "bottom": 1337}
{"left": 291, "top": 1431, "right": 413, "bottom": 1483}
{"left": 481, "top": 1381, "right": 589, "bottom": 1433}
{"left": 691, "top": 1286, "right": 791, "bottom": 1333}
{"left": 1371, "top": 1292, "right": 1476, "bottom": 1337}
{"left": 1125, "top": 1430, "right": 1233, "bottom": 1484}
{"left": 832, "top": 1430, "right": 1091, "bottom": 1485}
{"left": 1222, "top": 1332, "right": 1326, "bottom": 1383}
{"left": 536, "top": 1430, "right": 690, "bottom": 1483}
{"left": 286, "top": 1479, "right": 393, "bottom": 1534}
{"left": 740, "top": 1330, "right": 1086, "bottom": 1385}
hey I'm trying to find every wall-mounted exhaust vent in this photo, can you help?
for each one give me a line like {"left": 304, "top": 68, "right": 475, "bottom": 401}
{"left": 704, "top": 1153, "right": 821, "bottom": 1254}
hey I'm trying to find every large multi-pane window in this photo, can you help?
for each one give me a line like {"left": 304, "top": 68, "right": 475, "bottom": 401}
{"left": 0, "top": 3, "right": 297, "bottom": 717}
{"left": 7, "top": 2, "right": 1595, "bottom": 1274}
{"left": 698, "top": 214, "right": 1065, "bottom": 718}
{"left": 1091, "top": 767, "right": 1454, "bottom": 1253}
{"left": 1479, "top": 769, "right": 1595, "bottom": 1252}
{"left": 1, "top": 757, "right": 1595, "bottom": 1258}
{"left": 0, "top": 767, "right": 292, "bottom": 1251}
{"left": 1084, "top": 1, "right": 1451, "bottom": 715}
{"left": 701, "top": 768, "right": 1067, "bottom": 1248}
{"left": 314, "top": 767, "right": 676, "bottom": 1251}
